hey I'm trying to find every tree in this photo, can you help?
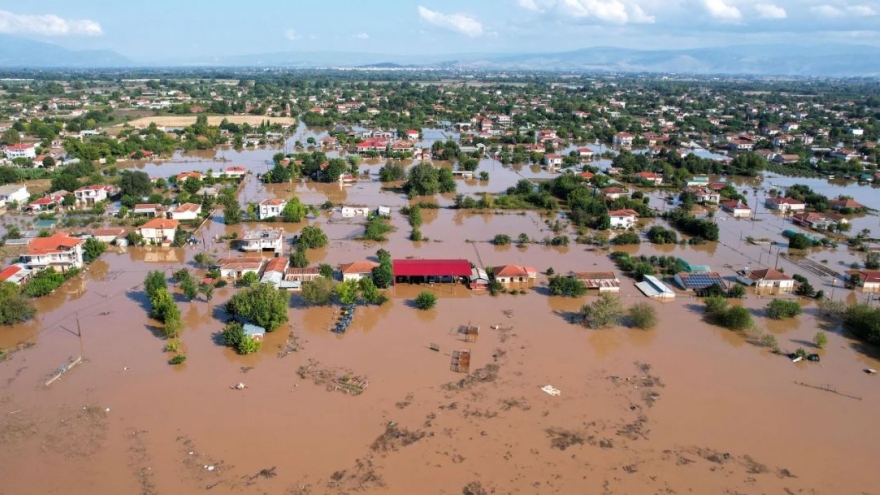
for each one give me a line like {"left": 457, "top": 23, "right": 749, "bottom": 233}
{"left": 221, "top": 321, "right": 245, "bottom": 348}
{"left": 181, "top": 276, "right": 199, "bottom": 300}
{"left": 548, "top": 275, "right": 587, "bottom": 297}
{"left": 788, "top": 233, "right": 811, "bottom": 250}
{"left": 579, "top": 293, "right": 625, "bottom": 329}
{"left": 843, "top": 303, "right": 880, "bottom": 344}
{"left": 765, "top": 299, "right": 802, "bottom": 319}
{"left": 415, "top": 291, "right": 437, "bottom": 310}
{"left": 866, "top": 252, "right": 880, "bottom": 270}
{"left": 319, "top": 263, "right": 334, "bottom": 279}
{"left": 795, "top": 281, "right": 816, "bottom": 297}
{"left": 335, "top": 279, "right": 360, "bottom": 305}
{"left": 51, "top": 174, "right": 80, "bottom": 193}
{"left": 813, "top": 331, "right": 828, "bottom": 349}
{"left": 372, "top": 253, "right": 393, "bottom": 289}
{"left": 704, "top": 295, "right": 730, "bottom": 315}
{"left": 223, "top": 198, "right": 242, "bottom": 225}
{"left": 290, "top": 248, "right": 309, "bottom": 268}
{"left": 298, "top": 225, "right": 328, "bottom": 249}
{"left": 225, "top": 283, "right": 290, "bottom": 331}
{"left": 379, "top": 162, "right": 406, "bottom": 182}
{"left": 163, "top": 313, "right": 183, "bottom": 339}
{"left": 404, "top": 162, "right": 442, "bottom": 196}
{"left": 0, "top": 282, "right": 36, "bottom": 325}
{"left": 627, "top": 303, "right": 657, "bottom": 329}
{"left": 144, "top": 271, "right": 167, "bottom": 300}
{"left": 359, "top": 278, "right": 385, "bottom": 305}
{"left": 728, "top": 284, "right": 746, "bottom": 298}
{"left": 720, "top": 306, "right": 753, "bottom": 330}
{"left": 237, "top": 271, "right": 259, "bottom": 287}
{"left": 198, "top": 283, "right": 214, "bottom": 301}
{"left": 282, "top": 197, "right": 309, "bottom": 222}
{"left": 23, "top": 269, "right": 65, "bottom": 297}
{"left": 119, "top": 170, "right": 152, "bottom": 198}
{"left": 300, "top": 277, "right": 336, "bottom": 306}
{"left": 82, "top": 237, "right": 107, "bottom": 263}
{"left": 182, "top": 177, "right": 202, "bottom": 195}
{"left": 1, "top": 128, "right": 21, "bottom": 145}
{"left": 42, "top": 156, "right": 56, "bottom": 168}
{"left": 194, "top": 252, "right": 217, "bottom": 268}
{"left": 149, "top": 288, "right": 178, "bottom": 322}
{"left": 407, "top": 205, "right": 423, "bottom": 228}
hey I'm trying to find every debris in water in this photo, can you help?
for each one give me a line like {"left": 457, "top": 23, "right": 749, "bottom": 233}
{"left": 232, "top": 383, "right": 247, "bottom": 390}
{"left": 541, "top": 385, "right": 561, "bottom": 396}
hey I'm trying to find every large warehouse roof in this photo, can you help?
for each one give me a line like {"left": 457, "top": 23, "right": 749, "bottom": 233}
{"left": 393, "top": 259, "right": 472, "bottom": 277}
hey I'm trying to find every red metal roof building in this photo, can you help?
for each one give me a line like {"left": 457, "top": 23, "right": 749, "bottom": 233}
{"left": 393, "top": 259, "right": 472, "bottom": 279}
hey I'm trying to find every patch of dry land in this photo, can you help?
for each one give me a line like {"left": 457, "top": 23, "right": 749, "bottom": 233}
{"left": 115, "top": 115, "right": 296, "bottom": 128}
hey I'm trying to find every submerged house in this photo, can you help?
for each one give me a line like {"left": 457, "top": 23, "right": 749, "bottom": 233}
{"left": 636, "top": 275, "right": 675, "bottom": 299}
{"left": 736, "top": 268, "right": 795, "bottom": 293}
{"left": 240, "top": 229, "right": 284, "bottom": 252}
{"left": 573, "top": 272, "right": 621, "bottom": 293}
{"left": 217, "top": 257, "right": 265, "bottom": 280}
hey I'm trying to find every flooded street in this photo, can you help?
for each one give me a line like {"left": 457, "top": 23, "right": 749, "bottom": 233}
{"left": 3, "top": 136, "right": 880, "bottom": 494}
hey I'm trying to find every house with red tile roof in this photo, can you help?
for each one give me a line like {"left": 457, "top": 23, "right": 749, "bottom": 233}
{"left": 168, "top": 202, "right": 202, "bottom": 221}
{"left": 608, "top": 209, "right": 639, "bottom": 229}
{"left": 491, "top": 265, "right": 538, "bottom": 284}
{"left": 20, "top": 232, "right": 85, "bottom": 271}
{"left": 339, "top": 261, "right": 380, "bottom": 282}
{"left": 635, "top": 171, "right": 663, "bottom": 185}
{"left": 137, "top": 218, "right": 179, "bottom": 245}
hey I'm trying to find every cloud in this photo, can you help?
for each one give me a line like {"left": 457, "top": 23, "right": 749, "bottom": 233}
{"left": 517, "top": 0, "right": 654, "bottom": 24}
{"left": 702, "top": 0, "right": 742, "bottom": 21}
{"left": 0, "top": 9, "right": 103, "bottom": 36}
{"left": 811, "top": 3, "right": 877, "bottom": 18}
{"left": 353, "top": 32, "right": 370, "bottom": 39}
{"left": 417, "top": 6, "right": 484, "bottom": 37}
{"left": 754, "top": 3, "right": 786, "bottom": 18}
{"left": 284, "top": 29, "right": 302, "bottom": 41}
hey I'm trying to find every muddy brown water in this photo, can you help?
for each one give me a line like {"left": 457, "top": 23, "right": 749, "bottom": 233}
{"left": 4, "top": 136, "right": 880, "bottom": 493}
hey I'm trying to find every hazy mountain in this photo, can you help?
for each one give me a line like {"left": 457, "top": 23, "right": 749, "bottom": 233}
{"left": 1, "top": 35, "right": 878, "bottom": 76}
{"left": 0, "top": 35, "right": 132, "bottom": 68}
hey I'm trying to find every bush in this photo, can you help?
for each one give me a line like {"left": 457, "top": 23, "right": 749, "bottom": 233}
{"left": 578, "top": 293, "right": 625, "bottom": 329}
{"left": 813, "top": 331, "right": 828, "bottom": 349}
{"left": 611, "top": 232, "right": 640, "bottom": 245}
{"left": 728, "top": 284, "right": 746, "bottom": 298}
{"left": 237, "top": 336, "right": 262, "bottom": 355}
{"left": 704, "top": 295, "right": 729, "bottom": 315}
{"left": 627, "top": 303, "right": 657, "bottom": 329}
{"left": 237, "top": 271, "right": 259, "bottom": 287}
{"left": 646, "top": 226, "right": 678, "bottom": 245}
{"left": 163, "top": 314, "right": 183, "bottom": 339}
{"left": 720, "top": 306, "right": 753, "bottom": 330}
{"left": 415, "top": 291, "right": 437, "bottom": 310}
{"left": 144, "top": 271, "right": 167, "bottom": 300}
{"left": 164, "top": 340, "right": 181, "bottom": 353}
{"left": 301, "top": 277, "right": 337, "bottom": 306}
{"left": 0, "top": 282, "right": 36, "bottom": 325}
{"left": 22, "top": 268, "right": 65, "bottom": 297}
{"left": 759, "top": 333, "right": 779, "bottom": 351}
{"left": 788, "top": 233, "right": 811, "bottom": 250}
{"left": 83, "top": 237, "right": 107, "bottom": 263}
{"left": 169, "top": 355, "right": 187, "bottom": 365}
{"left": 221, "top": 321, "right": 245, "bottom": 348}
{"left": 794, "top": 281, "right": 816, "bottom": 297}
{"left": 298, "top": 225, "right": 328, "bottom": 249}
{"left": 492, "top": 234, "right": 511, "bottom": 245}
{"left": 548, "top": 276, "right": 587, "bottom": 297}
{"left": 765, "top": 299, "right": 802, "bottom": 319}
{"left": 361, "top": 215, "right": 394, "bottom": 242}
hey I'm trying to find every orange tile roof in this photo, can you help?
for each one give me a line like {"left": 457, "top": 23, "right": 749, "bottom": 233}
{"left": 339, "top": 261, "right": 379, "bottom": 274}
{"left": 26, "top": 233, "right": 84, "bottom": 255}
{"left": 140, "top": 218, "right": 179, "bottom": 229}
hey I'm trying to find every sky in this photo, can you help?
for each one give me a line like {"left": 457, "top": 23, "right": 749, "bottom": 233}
{"left": 1, "top": 0, "right": 879, "bottom": 61}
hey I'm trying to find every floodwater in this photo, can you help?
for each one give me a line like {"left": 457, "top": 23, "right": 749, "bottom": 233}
{"left": 4, "top": 129, "right": 880, "bottom": 494}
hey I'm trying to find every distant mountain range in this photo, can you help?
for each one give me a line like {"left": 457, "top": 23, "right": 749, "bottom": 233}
{"left": 2, "top": 35, "right": 879, "bottom": 77}
{"left": 0, "top": 35, "right": 132, "bottom": 68}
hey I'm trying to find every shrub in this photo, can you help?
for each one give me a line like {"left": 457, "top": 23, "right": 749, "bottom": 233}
{"left": 759, "top": 333, "right": 779, "bottom": 351}
{"left": 720, "top": 306, "right": 753, "bottom": 330}
{"left": 237, "top": 271, "right": 259, "bottom": 287}
{"left": 492, "top": 234, "right": 511, "bottom": 245}
{"left": 164, "top": 340, "right": 181, "bottom": 353}
{"left": 237, "top": 336, "right": 262, "bottom": 355}
{"left": 22, "top": 268, "right": 65, "bottom": 297}
{"left": 300, "top": 277, "right": 337, "bottom": 306}
{"left": 794, "top": 281, "right": 816, "bottom": 297}
{"left": 221, "top": 321, "right": 245, "bottom": 348}
{"left": 704, "top": 295, "right": 729, "bottom": 315}
{"left": 728, "top": 284, "right": 746, "bottom": 298}
{"left": 0, "top": 282, "right": 36, "bottom": 325}
{"left": 548, "top": 276, "right": 586, "bottom": 297}
{"left": 163, "top": 314, "right": 183, "bottom": 339}
{"left": 298, "top": 225, "right": 328, "bottom": 249}
{"left": 415, "top": 291, "right": 437, "bottom": 310}
{"left": 83, "top": 237, "right": 107, "bottom": 263}
{"left": 169, "top": 355, "right": 187, "bottom": 365}
{"left": 788, "top": 233, "right": 811, "bottom": 250}
{"left": 813, "top": 331, "right": 828, "bottom": 349}
{"left": 580, "top": 293, "right": 625, "bottom": 329}
{"left": 627, "top": 303, "right": 657, "bottom": 329}
{"left": 611, "top": 232, "right": 640, "bottom": 245}
{"left": 765, "top": 299, "right": 802, "bottom": 319}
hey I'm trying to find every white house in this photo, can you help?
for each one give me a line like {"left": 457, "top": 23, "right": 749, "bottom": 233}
{"left": 19, "top": 232, "right": 85, "bottom": 272}
{"left": 168, "top": 202, "right": 202, "bottom": 221}
{"left": 222, "top": 166, "right": 247, "bottom": 179}
{"left": 613, "top": 132, "right": 634, "bottom": 147}
{"left": 543, "top": 153, "right": 563, "bottom": 168}
{"left": 721, "top": 200, "right": 752, "bottom": 218}
{"left": 492, "top": 265, "right": 538, "bottom": 284}
{"left": 339, "top": 261, "right": 379, "bottom": 281}
{"left": 217, "top": 257, "right": 265, "bottom": 280}
{"left": 137, "top": 218, "right": 179, "bottom": 245}
{"left": 74, "top": 185, "right": 116, "bottom": 206}
{"left": 608, "top": 209, "right": 639, "bottom": 229}
{"left": 92, "top": 228, "right": 126, "bottom": 244}
{"left": 736, "top": 268, "right": 795, "bottom": 293}
{"left": 341, "top": 205, "right": 371, "bottom": 218}
{"left": 4, "top": 143, "right": 36, "bottom": 160}
{"left": 635, "top": 171, "right": 663, "bottom": 185}
{"left": 764, "top": 197, "right": 806, "bottom": 213}
{"left": 0, "top": 183, "right": 29, "bottom": 208}
{"left": 240, "top": 229, "right": 284, "bottom": 252}
{"left": 258, "top": 198, "right": 287, "bottom": 220}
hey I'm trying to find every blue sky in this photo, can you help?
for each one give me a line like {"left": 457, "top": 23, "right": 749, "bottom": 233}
{"left": 1, "top": 1, "right": 879, "bottom": 61}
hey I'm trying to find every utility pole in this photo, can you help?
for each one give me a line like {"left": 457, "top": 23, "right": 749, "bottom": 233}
{"left": 76, "top": 312, "right": 84, "bottom": 356}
